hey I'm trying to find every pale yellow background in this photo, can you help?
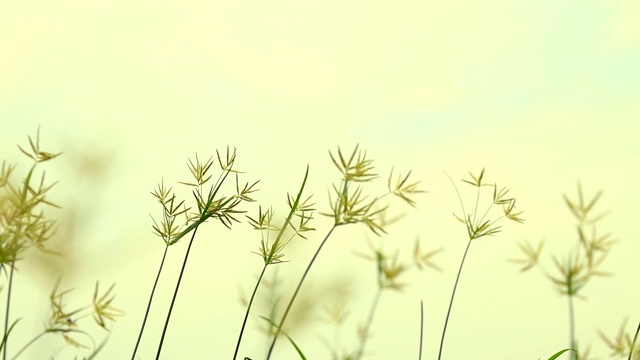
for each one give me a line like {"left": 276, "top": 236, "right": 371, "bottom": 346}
{"left": 1, "top": 0, "right": 639, "bottom": 359}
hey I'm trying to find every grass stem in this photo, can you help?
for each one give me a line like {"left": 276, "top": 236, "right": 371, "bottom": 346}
{"left": 131, "top": 245, "right": 169, "bottom": 360}
{"left": 11, "top": 331, "right": 46, "bottom": 360}
{"left": 438, "top": 239, "right": 472, "bottom": 360}
{"left": 3, "top": 262, "right": 15, "bottom": 360}
{"left": 568, "top": 295, "right": 575, "bottom": 360}
{"left": 233, "top": 265, "right": 267, "bottom": 360}
{"left": 265, "top": 225, "right": 337, "bottom": 359}
{"left": 628, "top": 321, "right": 640, "bottom": 360}
{"left": 355, "top": 289, "right": 383, "bottom": 360}
{"left": 419, "top": 300, "right": 424, "bottom": 360}
{"left": 155, "top": 226, "right": 201, "bottom": 360}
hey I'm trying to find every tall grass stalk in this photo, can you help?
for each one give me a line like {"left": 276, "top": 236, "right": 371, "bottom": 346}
{"left": 155, "top": 226, "right": 202, "bottom": 359}
{"left": 438, "top": 169, "right": 523, "bottom": 360}
{"left": 2, "top": 263, "right": 15, "bottom": 360}
{"left": 233, "top": 166, "right": 312, "bottom": 360}
{"left": 437, "top": 239, "right": 471, "bottom": 360}
{"left": 419, "top": 300, "right": 424, "bottom": 360}
{"left": 130, "top": 245, "right": 167, "bottom": 359}
{"left": 129, "top": 148, "right": 258, "bottom": 359}
{"left": 350, "top": 231, "right": 439, "bottom": 360}
{"left": 354, "top": 288, "right": 382, "bottom": 360}
{"left": 151, "top": 149, "right": 257, "bottom": 359}
{"left": 568, "top": 294, "right": 575, "bottom": 360}
{"left": 265, "top": 145, "right": 424, "bottom": 358}
{"left": 511, "top": 183, "right": 614, "bottom": 359}
{"left": 233, "top": 266, "right": 267, "bottom": 360}
{"left": 265, "top": 225, "right": 337, "bottom": 358}
{"left": 0, "top": 129, "right": 70, "bottom": 358}
{"left": 629, "top": 322, "right": 640, "bottom": 360}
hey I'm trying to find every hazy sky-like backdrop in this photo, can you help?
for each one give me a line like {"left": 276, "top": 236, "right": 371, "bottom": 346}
{"left": 1, "top": 1, "right": 639, "bottom": 359}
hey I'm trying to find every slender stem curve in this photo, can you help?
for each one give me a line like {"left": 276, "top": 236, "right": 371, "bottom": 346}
{"left": 11, "top": 331, "right": 46, "bottom": 360}
{"left": 265, "top": 225, "right": 336, "bottom": 359}
{"left": 628, "top": 321, "right": 640, "bottom": 360}
{"left": 355, "top": 289, "right": 383, "bottom": 360}
{"left": 3, "top": 261, "right": 15, "bottom": 360}
{"left": 131, "top": 245, "right": 169, "bottom": 360}
{"left": 155, "top": 226, "right": 200, "bottom": 360}
{"left": 437, "top": 240, "right": 472, "bottom": 360}
{"left": 568, "top": 295, "right": 576, "bottom": 360}
{"left": 419, "top": 300, "right": 424, "bottom": 360}
{"left": 233, "top": 265, "right": 267, "bottom": 360}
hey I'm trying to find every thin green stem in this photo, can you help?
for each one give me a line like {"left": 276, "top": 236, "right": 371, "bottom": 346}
{"left": 236, "top": 166, "right": 308, "bottom": 359}
{"left": 355, "top": 289, "right": 383, "bottom": 360}
{"left": 154, "top": 153, "right": 235, "bottom": 359}
{"left": 628, "top": 321, "right": 640, "bottom": 360}
{"left": 437, "top": 239, "right": 472, "bottom": 360}
{"left": 155, "top": 226, "right": 200, "bottom": 360}
{"left": 3, "top": 261, "right": 15, "bottom": 360}
{"left": 233, "top": 265, "right": 267, "bottom": 360}
{"left": 11, "top": 331, "right": 46, "bottom": 360}
{"left": 265, "top": 225, "right": 337, "bottom": 359}
{"left": 568, "top": 295, "right": 576, "bottom": 360}
{"left": 2, "top": 166, "right": 32, "bottom": 360}
{"left": 419, "top": 300, "right": 424, "bottom": 360}
{"left": 131, "top": 245, "right": 169, "bottom": 360}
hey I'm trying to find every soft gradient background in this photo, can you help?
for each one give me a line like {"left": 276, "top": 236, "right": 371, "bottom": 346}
{"left": 1, "top": 0, "right": 639, "bottom": 359}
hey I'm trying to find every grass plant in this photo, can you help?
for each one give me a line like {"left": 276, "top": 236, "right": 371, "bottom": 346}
{"left": 510, "top": 183, "right": 639, "bottom": 360}
{"left": 132, "top": 148, "right": 259, "bottom": 360}
{"left": 260, "top": 145, "right": 425, "bottom": 359}
{"left": 437, "top": 169, "right": 524, "bottom": 360}
{"left": 1, "top": 129, "right": 637, "bottom": 359}
{"left": 348, "top": 229, "right": 441, "bottom": 360}
{"left": 0, "top": 129, "right": 120, "bottom": 359}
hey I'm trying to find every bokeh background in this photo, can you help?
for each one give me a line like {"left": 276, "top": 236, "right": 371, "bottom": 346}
{"left": 1, "top": 0, "right": 639, "bottom": 359}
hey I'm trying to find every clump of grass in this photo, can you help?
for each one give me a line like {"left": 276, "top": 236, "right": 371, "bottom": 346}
{"left": 1, "top": 128, "right": 62, "bottom": 360}
{"left": 0, "top": 129, "right": 120, "bottom": 359}
{"left": 131, "top": 148, "right": 259, "bottom": 360}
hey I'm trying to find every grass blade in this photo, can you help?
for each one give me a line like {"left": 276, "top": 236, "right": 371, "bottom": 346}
{"left": 547, "top": 348, "right": 575, "bottom": 360}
